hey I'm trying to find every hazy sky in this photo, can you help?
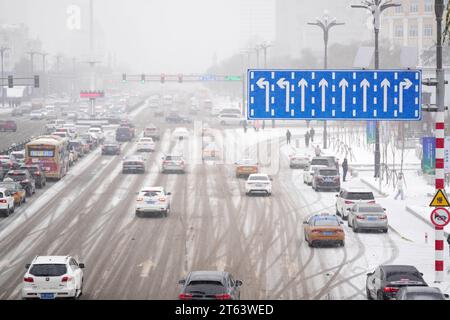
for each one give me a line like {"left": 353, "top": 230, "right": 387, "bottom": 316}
{"left": 0, "top": 0, "right": 275, "bottom": 73}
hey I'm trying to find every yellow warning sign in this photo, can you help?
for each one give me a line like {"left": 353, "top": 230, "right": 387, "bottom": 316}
{"left": 430, "top": 189, "right": 450, "bottom": 207}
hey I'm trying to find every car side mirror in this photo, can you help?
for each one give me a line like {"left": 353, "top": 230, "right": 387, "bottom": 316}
{"left": 444, "top": 294, "right": 449, "bottom": 299}
{"left": 178, "top": 279, "right": 185, "bottom": 285}
{"left": 25, "top": 264, "right": 30, "bottom": 269}
{"left": 303, "top": 221, "right": 308, "bottom": 224}
{"left": 79, "top": 263, "right": 85, "bottom": 269}
{"left": 383, "top": 208, "right": 386, "bottom": 211}
{"left": 420, "top": 272, "right": 423, "bottom": 276}
{"left": 235, "top": 280, "right": 243, "bottom": 287}
{"left": 166, "top": 192, "right": 172, "bottom": 195}
{"left": 346, "top": 208, "right": 351, "bottom": 212}
{"left": 335, "top": 194, "right": 338, "bottom": 197}
{"left": 366, "top": 272, "right": 373, "bottom": 276}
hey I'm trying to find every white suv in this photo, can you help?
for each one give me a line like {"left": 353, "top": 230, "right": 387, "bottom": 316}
{"left": 245, "top": 174, "right": 272, "bottom": 196}
{"left": 135, "top": 186, "right": 171, "bottom": 217}
{"left": 137, "top": 137, "right": 155, "bottom": 152}
{"left": 21, "top": 255, "right": 85, "bottom": 299}
{"left": 335, "top": 187, "right": 376, "bottom": 220}
{"left": 0, "top": 188, "right": 15, "bottom": 217}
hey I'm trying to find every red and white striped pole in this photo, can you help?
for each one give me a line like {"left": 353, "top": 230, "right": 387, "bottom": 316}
{"left": 435, "top": 113, "right": 445, "bottom": 282}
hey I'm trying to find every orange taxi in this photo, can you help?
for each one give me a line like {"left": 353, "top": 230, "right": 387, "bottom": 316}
{"left": 0, "top": 180, "right": 26, "bottom": 206}
{"left": 303, "top": 213, "right": 345, "bottom": 247}
{"left": 235, "top": 159, "right": 259, "bottom": 178}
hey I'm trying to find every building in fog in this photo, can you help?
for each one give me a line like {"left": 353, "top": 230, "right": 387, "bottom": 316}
{"left": 0, "top": 23, "right": 31, "bottom": 71}
{"left": 239, "top": 0, "right": 276, "bottom": 48}
{"left": 274, "top": 0, "right": 372, "bottom": 59}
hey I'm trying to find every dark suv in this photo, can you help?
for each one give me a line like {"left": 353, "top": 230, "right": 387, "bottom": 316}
{"left": 19, "top": 165, "right": 47, "bottom": 188}
{"left": 178, "top": 271, "right": 242, "bottom": 300}
{"left": 310, "top": 157, "right": 336, "bottom": 168}
{"left": 116, "top": 127, "right": 133, "bottom": 142}
{"left": 4, "top": 170, "right": 36, "bottom": 196}
{"left": 312, "top": 167, "right": 340, "bottom": 192}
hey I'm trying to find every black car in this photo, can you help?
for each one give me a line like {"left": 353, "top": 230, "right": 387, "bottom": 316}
{"left": 3, "top": 170, "right": 36, "bottom": 196}
{"left": 310, "top": 157, "right": 336, "bottom": 168}
{"left": 395, "top": 286, "right": 448, "bottom": 300}
{"left": 178, "top": 271, "right": 242, "bottom": 300}
{"left": 165, "top": 113, "right": 192, "bottom": 124}
{"left": 19, "top": 164, "right": 47, "bottom": 188}
{"left": 122, "top": 156, "right": 146, "bottom": 174}
{"left": 102, "top": 143, "right": 121, "bottom": 155}
{"left": 366, "top": 265, "right": 427, "bottom": 300}
{"left": 0, "top": 159, "right": 21, "bottom": 172}
{"left": 312, "top": 167, "right": 340, "bottom": 192}
{"left": 116, "top": 127, "right": 133, "bottom": 142}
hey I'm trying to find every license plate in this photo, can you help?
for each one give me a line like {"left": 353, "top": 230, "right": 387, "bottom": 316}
{"left": 323, "top": 178, "right": 334, "bottom": 182}
{"left": 368, "top": 217, "right": 377, "bottom": 221}
{"left": 322, "top": 232, "right": 334, "bottom": 236}
{"left": 40, "top": 293, "right": 55, "bottom": 299}
{"left": 146, "top": 200, "right": 156, "bottom": 204}
{"left": 255, "top": 184, "right": 263, "bottom": 188}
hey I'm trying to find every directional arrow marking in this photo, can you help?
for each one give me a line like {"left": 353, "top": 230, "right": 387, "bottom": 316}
{"left": 277, "top": 78, "right": 290, "bottom": 112}
{"left": 399, "top": 78, "right": 412, "bottom": 113}
{"left": 298, "top": 79, "right": 308, "bottom": 112}
{"left": 138, "top": 260, "right": 156, "bottom": 277}
{"left": 360, "top": 79, "right": 370, "bottom": 113}
{"left": 318, "top": 79, "right": 328, "bottom": 112}
{"left": 256, "top": 78, "right": 270, "bottom": 112}
{"left": 380, "top": 79, "right": 390, "bottom": 113}
{"left": 338, "top": 79, "right": 348, "bottom": 112}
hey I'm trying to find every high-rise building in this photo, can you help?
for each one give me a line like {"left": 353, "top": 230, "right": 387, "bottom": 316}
{"left": 239, "top": 0, "right": 276, "bottom": 47}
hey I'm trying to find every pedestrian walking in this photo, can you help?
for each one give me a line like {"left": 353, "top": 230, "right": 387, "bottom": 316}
{"left": 243, "top": 120, "right": 247, "bottom": 133}
{"left": 310, "top": 127, "right": 315, "bottom": 142}
{"left": 342, "top": 158, "right": 348, "bottom": 182}
{"left": 314, "top": 145, "right": 321, "bottom": 157}
{"left": 262, "top": 120, "right": 265, "bottom": 130}
{"left": 286, "top": 129, "right": 292, "bottom": 145}
{"left": 394, "top": 173, "right": 406, "bottom": 200}
{"left": 305, "top": 131, "right": 310, "bottom": 148}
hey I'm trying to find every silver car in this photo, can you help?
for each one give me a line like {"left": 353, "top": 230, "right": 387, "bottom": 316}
{"left": 347, "top": 203, "right": 388, "bottom": 233}
{"left": 161, "top": 155, "right": 185, "bottom": 173}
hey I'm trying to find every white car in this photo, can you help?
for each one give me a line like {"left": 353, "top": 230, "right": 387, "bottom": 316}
{"left": 335, "top": 187, "right": 376, "bottom": 220}
{"left": 21, "top": 255, "right": 85, "bottom": 300}
{"left": 135, "top": 186, "right": 171, "bottom": 217}
{"left": 30, "top": 111, "right": 43, "bottom": 120}
{"left": 289, "top": 153, "right": 310, "bottom": 169}
{"left": 245, "top": 173, "right": 272, "bottom": 196}
{"left": 218, "top": 113, "right": 245, "bottom": 126}
{"left": 51, "top": 131, "right": 69, "bottom": 139}
{"left": 0, "top": 187, "right": 15, "bottom": 217}
{"left": 137, "top": 137, "right": 155, "bottom": 152}
{"left": 161, "top": 155, "right": 185, "bottom": 173}
{"left": 303, "top": 165, "right": 328, "bottom": 185}
{"left": 172, "top": 127, "right": 189, "bottom": 140}
{"left": 88, "top": 127, "right": 105, "bottom": 142}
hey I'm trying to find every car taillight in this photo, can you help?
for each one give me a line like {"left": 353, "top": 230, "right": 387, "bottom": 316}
{"left": 159, "top": 197, "right": 166, "bottom": 202}
{"left": 0, "top": 199, "right": 6, "bottom": 203}
{"left": 215, "top": 293, "right": 231, "bottom": 300}
{"left": 380, "top": 215, "right": 387, "bottom": 220}
{"left": 24, "top": 277, "right": 34, "bottom": 283}
{"left": 383, "top": 287, "right": 399, "bottom": 293}
{"left": 35, "top": 172, "right": 40, "bottom": 176}
{"left": 179, "top": 293, "right": 193, "bottom": 300}
{"left": 61, "top": 276, "right": 72, "bottom": 282}
{"left": 344, "top": 200, "right": 354, "bottom": 205}
{"left": 336, "top": 229, "right": 344, "bottom": 233}
{"left": 356, "top": 215, "right": 365, "bottom": 220}
{"left": 136, "top": 197, "right": 143, "bottom": 202}
{"left": 368, "top": 201, "right": 376, "bottom": 204}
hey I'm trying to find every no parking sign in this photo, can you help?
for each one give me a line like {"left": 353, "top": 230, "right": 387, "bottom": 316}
{"left": 430, "top": 207, "right": 450, "bottom": 228}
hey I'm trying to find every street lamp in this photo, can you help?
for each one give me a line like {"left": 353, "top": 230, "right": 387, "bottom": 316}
{"left": 351, "top": 0, "right": 401, "bottom": 178}
{"left": 308, "top": 12, "right": 345, "bottom": 149}
{"left": 39, "top": 52, "right": 48, "bottom": 102}
{"left": 0, "top": 46, "right": 10, "bottom": 107}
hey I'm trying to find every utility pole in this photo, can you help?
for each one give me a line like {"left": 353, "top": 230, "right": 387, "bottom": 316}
{"left": 26, "top": 50, "right": 40, "bottom": 98}
{"left": 351, "top": 0, "right": 401, "bottom": 178}
{"left": 308, "top": 12, "right": 345, "bottom": 150}
{"left": 241, "top": 50, "right": 252, "bottom": 118}
{"left": 0, "top": 46, "right": 9, "bottom": 108}
{"left": 40, "top": 52, "right": 48, "bottom": 103}
{"left": 259, "top": 42, "right": 274, "bottom": 127}
{"left": 433, "top": 0, "right": 446, "bottom": 283}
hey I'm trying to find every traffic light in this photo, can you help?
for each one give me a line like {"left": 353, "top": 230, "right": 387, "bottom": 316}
{"left": 141, "top": 74, "right": 145, "bottom": 84}
{"left": 178, "top": 74, "right": 183, "bottom": 83}
{"left": 7, "top": 75, "right": 13, "bottom": 88}
{"left": 34, "top": 75, "right": 39, "bottom": 88}
{"left": 122, "top": 73, "right": 127, "bottom": 83}
{"left": 160, "top": 73, "right": 165, "bottom": 84}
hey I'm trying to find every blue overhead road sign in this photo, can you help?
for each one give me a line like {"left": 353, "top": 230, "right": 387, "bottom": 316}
{"left": 247, "top": 69, "right": 422, "bottom": 120}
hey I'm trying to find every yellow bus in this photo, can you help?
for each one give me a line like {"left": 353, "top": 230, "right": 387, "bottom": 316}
{"left": 25, "top": 135, "right": 70, "bottom": 180}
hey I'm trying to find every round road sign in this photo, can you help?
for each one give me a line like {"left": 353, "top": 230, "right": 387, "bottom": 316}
{"left": 430, "top": 207, "right": 450, "bottom": 227}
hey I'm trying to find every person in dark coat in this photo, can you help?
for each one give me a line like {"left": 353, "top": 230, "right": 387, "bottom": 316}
{"left": 305, "top": 131, "right": 310, "bottom": 147}
{"left": 286, "top": 129, "right": 292, "bottom": 144}
{"left": 342, "top": 158, "right": 349, "bottom": 182}
{"left": 310, "top": 127, "right": 315, "bottom": 142}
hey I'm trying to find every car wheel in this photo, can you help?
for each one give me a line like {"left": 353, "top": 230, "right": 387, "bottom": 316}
{"left": 23, "top": 197, "right": 26, "bottom": 204}
{"left": 352, "top": 223, "right": 358, "bottom": 233}
{"left": 340, "top": 241, "right": 345, "bottom": 247}
{"left": 163, "top": 210, "right": 168, "bottom": 217}
{"left": 135, "top": 211, "right": 142, "bottom": 218}
{"left": 308, "top": 240, "right": 314, "bottom": 248}
{"left": 267, "top": 192, "right": 271, "bottom": 197}
{"left": 383, "top": 228, "right": 388, "bottom": 233}
{"left": 377, "top": 291, "right": 384, "bottom": 300}
{"left": 5, "top": 207, "right": 10, "bottom": 217}
{"left": 366, "top": 288, "right": 372, "bottom": 300}
{"left": 11, "top": 205, "right": 14, "bottom": 213}
{"left": 26, "top": 187, "right": 32, "bottom": 197}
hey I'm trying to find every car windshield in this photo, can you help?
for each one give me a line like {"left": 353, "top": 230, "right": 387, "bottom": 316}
{"left": 358, "top": 206, "right": 384, "bottom": 213}
{"left": 405, "top": 293, "right": 444, "bottom": 300}
{"left": 142, "top": 190, "right": 162, "bottom": 197}
{"left": 346, "top": 192, "right": 374, "bottom": 200}
{"left": 319, "top": 169, "right": 338, "bottom": 176}
{"left": 6, "top": 173, "right": 26, "bottom": 181}
{"left": 249, "top": 176, "right": 268, "bottom": 181}
{"left": 0, "top": 182, "right": 18, "bottom": 190}
{"left": 0, "top": 192, "right": 4, "bottom": 198}
{"left": 310, "top": 159, "right": 330, "bottom": 166}
{"left": 386, "top": 271, "right": 423, "bottom": 282}
{"left": 166, "top": 156, "right": 182, "bottom": 161}
{"left": 188, "top": 280, "right": 224, "bottom": 287}
{"left": 29, "top": 264, "right": 67, "bottom": 277}
{"left": 313, "top": 217, "right": 339, "bottom": 226}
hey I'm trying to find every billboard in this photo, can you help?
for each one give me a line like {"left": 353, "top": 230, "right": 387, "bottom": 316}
{"left": 422, "top": 137, "right": 435, "bottom": 175}
{"left": 366, "top": 121, "right": 376, "bottom": 144}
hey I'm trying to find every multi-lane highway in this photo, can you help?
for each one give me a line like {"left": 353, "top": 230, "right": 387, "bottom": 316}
{"left": 0, "top": 98, "right": 418, "bottom": 300}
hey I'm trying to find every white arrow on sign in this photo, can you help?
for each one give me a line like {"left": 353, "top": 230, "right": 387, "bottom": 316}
{"left": 298, "top": 79, "right": 308, "bottom": 112}
{"left": 338, "top": 78, "right": 348, "bottom": 112}
{"left": 399, "top": 78, "right": 412, "bottom": 113}
{"left": 360, "top": 79, "right": 370, "bottom": 112}
{"left": 318, "top": 79, "right": 328, "bottom": 112}
{"left": 380, "top": 78, "right": 390, "bottom": 113}
{"left": 256, "top": 78, "right": 270, "bottom": 112}
{"left": 277, "top": 78, "right": 290, "bottom": 112}
{"left": 137, "top": 260, "right": 156, "bottom": 277}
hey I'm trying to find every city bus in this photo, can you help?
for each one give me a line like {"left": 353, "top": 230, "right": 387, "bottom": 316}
{"left": 25, "top": 135, "right": 70, "bottom": 180}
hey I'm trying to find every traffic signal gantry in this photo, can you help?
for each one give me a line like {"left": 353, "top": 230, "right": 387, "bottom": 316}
{"left": 4, "top": 75, "right": 40, "bottom": 88}
{"left": 121, "top": 73, "right": 242, "bottom": 84}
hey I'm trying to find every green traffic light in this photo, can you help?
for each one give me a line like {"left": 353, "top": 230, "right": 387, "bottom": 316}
{"left": 225, "top": 76, "right": 242, "bottom": 81}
